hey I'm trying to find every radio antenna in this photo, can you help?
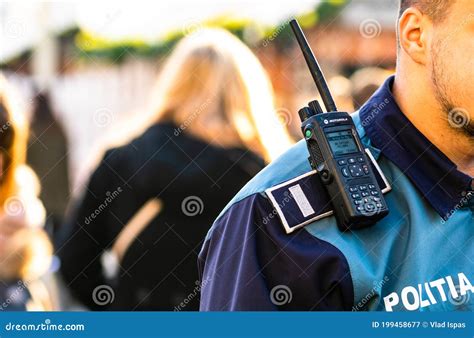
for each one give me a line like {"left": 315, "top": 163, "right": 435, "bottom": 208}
{"left": 290, "top": 19, "right": 337, "bottom": 112}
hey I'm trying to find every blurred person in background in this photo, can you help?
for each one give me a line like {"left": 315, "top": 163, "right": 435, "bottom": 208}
{"left": 0, "top": 75, "right": 54, "bottom": 311}
{"left": 27, "top": 93, "right": 70, "bottom": 234}
{"left": 350, "top": 67, "right": 393, "bottom": 110}
{"left": 57, "top": 28, "right": 293, "bottom": 310}
{"left": 328, "top": 76, "right": 354, "bottom": 112}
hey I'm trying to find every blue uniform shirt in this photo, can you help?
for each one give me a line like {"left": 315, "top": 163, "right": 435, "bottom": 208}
{"left": 198, "top": 76, "right": 474, "bottom": 311}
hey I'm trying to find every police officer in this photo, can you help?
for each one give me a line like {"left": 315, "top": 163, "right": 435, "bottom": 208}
{"left": 198, "top": 0, "right": 474, "bottom": 311}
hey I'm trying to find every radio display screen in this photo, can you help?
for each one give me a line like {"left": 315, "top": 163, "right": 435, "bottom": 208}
{"left": 327, "top": 130, "right": 359, "bottom": 156}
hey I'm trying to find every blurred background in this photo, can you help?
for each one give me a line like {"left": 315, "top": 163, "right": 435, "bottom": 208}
{"left": 0, "top": 0, "right": 398, "bottom": 310}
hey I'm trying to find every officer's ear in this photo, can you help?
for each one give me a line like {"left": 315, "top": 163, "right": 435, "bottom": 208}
{"left": 398, "top": 7, "right": 431, "bottom": 65}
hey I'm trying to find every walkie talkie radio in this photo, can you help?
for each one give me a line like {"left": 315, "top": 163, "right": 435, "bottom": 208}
{"left": 290, "top": 19, "right": 389, "bottom": 231}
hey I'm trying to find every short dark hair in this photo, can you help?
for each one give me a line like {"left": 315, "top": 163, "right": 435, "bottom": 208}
{"left": 399, "top": 0, "right": 455, "bottom": 22}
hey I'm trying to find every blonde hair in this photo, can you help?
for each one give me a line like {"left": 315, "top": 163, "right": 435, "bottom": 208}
{"left": 0, "top": 75, "right": 51, "bottom": 285}
{"left": 0, "top": 74, "right": 28, "bottom": 206}
{"left": 151, "top": 28, "right": 293, "bottom": 162}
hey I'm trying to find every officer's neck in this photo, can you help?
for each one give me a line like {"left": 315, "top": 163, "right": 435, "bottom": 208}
{"left": 392, "top": 71, "right": 474, "bottom": 178}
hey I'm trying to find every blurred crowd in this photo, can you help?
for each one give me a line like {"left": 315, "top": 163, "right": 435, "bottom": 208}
{"left": 0, "top": 28, "right": 391, "bottom": 311}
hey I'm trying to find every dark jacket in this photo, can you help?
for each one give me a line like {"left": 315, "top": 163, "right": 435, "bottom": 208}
{"left": 57, "top": 122, "right": 264, "bottom": 310}
{"left": 0, "top": 280, "right": 32, "bottom": 311}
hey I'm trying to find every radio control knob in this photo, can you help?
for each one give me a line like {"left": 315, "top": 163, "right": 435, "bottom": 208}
{"left": 320, "top": 169, "right": 332, "bottom": 184}
{"left": 299, "top": 107, "right": 315, "bottom": 121}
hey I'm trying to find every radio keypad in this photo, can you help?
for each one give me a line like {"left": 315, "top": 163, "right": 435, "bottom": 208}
{"left": 337, "top": 156, "right": 384, "bottom": 212}
{"left": 349, "top": 183, "right": 383, "bottom": 211}
{"left": 362, "top": 164, "right": 370, "bottom": 175}
{"left": 349, "top": 165, "right": 364, "bottom": 177}
{"left": 337, "top": 156, "right": 370, "bottom": 179}
{"left": 338, "top": 159, "right": 347, "bottom": 165}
